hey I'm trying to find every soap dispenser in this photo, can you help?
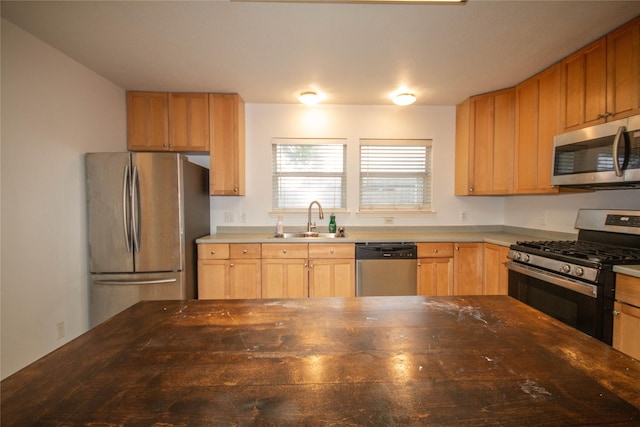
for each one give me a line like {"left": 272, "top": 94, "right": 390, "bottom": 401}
{"left": 328, "top": 213, "right": 336, "bottom": 233}
{"left": 276, "top": 216, "right": 284, "bottom": 236}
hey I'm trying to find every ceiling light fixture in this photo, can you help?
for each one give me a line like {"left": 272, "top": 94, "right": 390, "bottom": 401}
{"left": 298, "top": 91, "right": 323, "bottom": 105}
{"left": 392, "top": 92, "right": 417, "bottom": 106}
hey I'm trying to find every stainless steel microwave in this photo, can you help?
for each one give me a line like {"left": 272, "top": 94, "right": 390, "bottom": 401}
{"left": 552, "top": 115, "right": 640, "bottom": 189}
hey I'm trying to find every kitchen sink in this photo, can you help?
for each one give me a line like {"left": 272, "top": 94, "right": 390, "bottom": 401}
{"left": 272, "top": 232, "right": 347, "bottom": 239}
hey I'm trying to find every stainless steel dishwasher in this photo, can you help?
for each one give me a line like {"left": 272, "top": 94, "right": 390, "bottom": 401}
{"left": 355, "top": 243, "right": 417, "bottom": 296}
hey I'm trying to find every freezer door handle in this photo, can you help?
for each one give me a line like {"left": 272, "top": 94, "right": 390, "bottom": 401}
{"left": 93, "top": 278, "right": 178, "bottom": 286}
{"left": 122, "top": 164, "right": 131, "bottom": 252}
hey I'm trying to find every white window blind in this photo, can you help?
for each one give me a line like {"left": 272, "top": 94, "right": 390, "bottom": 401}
{"left": 272, "top": 139, "right": 347, "bottom": 209}
{"left": 359, "top": 139, "right": 432, "bottom": 211}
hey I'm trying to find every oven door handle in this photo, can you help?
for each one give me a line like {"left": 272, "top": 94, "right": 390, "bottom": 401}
{"left": 506, "top": 261, "right": 599, "bottom": 298}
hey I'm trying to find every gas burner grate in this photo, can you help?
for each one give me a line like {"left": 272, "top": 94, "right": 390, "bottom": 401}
{"left": 515, "top": 240, "right": 640, "bottom": 265}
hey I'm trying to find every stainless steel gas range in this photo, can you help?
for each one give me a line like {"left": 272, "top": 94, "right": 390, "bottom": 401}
{"left": 506, "top": 209, "right": 640, "bottom": 345}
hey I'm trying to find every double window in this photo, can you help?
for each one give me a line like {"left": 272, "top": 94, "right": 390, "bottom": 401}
{"left": 271, "top": 138, "right": 432, "bottom": 212}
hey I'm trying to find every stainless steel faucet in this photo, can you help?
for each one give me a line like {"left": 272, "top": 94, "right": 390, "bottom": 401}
{"left": 307, "top": 200, "right": 324, "bottom": 232}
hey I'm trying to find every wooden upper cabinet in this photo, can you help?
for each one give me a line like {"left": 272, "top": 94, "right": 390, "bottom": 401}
{"left": 561, "top": 38, "right": 607, "bottom": 131}
{"left": 561, "top": 16, "right": 640, "bottom": 131}
{"left": 515, "top": 63, "right": 561, "bottom": 194}
{"left": 168, "top": 93, "right": 210, "bottom": 152}
{"left": 127, "top": 92, "right": 209, "bottom": 153}
{"left": 607, "top": 16, "right": 640, "bottom": 122}
{"left": 209, "top": 94, "right": 246, "bottom": 196}
{"left": 455, "top": 88, "right": 515, "bottom": 195}
{"left": 127, "top": 92, "right": 169, "bottom": 151}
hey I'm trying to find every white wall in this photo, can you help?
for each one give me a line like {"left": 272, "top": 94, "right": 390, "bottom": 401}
{"left": 504, "top": 190, "right": 640, "bottom": 233}
{"left": 1, "top": 20, "right": 126, "bottom": 379}
{"left": 209, "top": 103, "right": 505, "bottom": 231}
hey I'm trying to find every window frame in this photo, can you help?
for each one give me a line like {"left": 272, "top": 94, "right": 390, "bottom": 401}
{"left": 358, "top": 138, "right": 433, "bottom": 213}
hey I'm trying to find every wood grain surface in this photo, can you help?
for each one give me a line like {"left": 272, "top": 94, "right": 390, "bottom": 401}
{"left": 2, "top": 296, "right": 639, "bottom": 425}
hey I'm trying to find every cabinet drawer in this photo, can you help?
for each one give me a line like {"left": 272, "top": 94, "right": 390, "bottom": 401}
{"left": 198, "top": 243, "right": 229, "bottom": 260}
{"left": 229, "top": 243, "right": 261, "bottom": 259}
{"left": 261, "top": 243, "right": 309, "bottom": 259}
{"left": 617, "top": 274, "right": 640, "bottom": 307}
{"left": 417, "top": 243, "right": 454, "bottom": 258}
{"left": 309, "top": 243, "right": 354, "bottom": 259}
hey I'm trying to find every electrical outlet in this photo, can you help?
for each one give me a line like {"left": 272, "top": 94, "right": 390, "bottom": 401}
{"left": 224, "top": 212, "right": 234, "bottom": 223}
{"left": 459, "top": 210, "right": 468, "bottom": 222}
{"left": 538, "top": 212, "right": 547, "bottom": 226}
{"left": 56, "top": 322, "right": 65, "bottom": 340}
{"left": 384, "top": 217, "right": 394, "bottom": 224}
{"left": 239, "top": 212, "right": 247, "bottom": 223}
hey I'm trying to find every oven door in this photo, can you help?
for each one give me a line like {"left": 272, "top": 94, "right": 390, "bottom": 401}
{"left": 506, "top": 261, "right": 611, "bottom": 344}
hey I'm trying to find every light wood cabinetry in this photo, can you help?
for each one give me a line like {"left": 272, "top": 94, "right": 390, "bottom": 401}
{"left": 127, "top": 92, "right": 169, "bottom": 151}
{"left": 483, "top": 243, "right": 510, "bottom": 295}
{"left": 613, "top": 274, "right": 640, "bottom": 359}
{"left": 561, "top": 16, "right": 640, "bottom": 131}
{"left": 453, "top": 243, "right": 483, "bottom": 295}
{"left": 417, "top": 243, "right": 454, "bottom": 296}
{"left": 261, "top": 243, "right": 309, "bottom": 298}
{"left": 308, "top": 244, "right": 355, "bottom": 298}
{"left": 127, "top": 92, "right": 209, "bottom": 152}
{"left": 198, "top": 243, "right": 261, "bottom": 299}
{"left": 209, "top": 93, "right": 246, "bottom": 196}
{"left": 515, "top": 64, "right": 562, "bottom": 194}
{"left": 607, "top": 17, "right": 640, "bottom": 122}
{"left": 455, "top": 88, "right": 515, "bottom": 195}
{"left": 168, "top": 93, "right": 210, "bottom": 152}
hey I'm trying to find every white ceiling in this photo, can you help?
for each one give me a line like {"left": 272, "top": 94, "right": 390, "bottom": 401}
{"left": 3, "top": 0, "right": 640, "bottom": 106}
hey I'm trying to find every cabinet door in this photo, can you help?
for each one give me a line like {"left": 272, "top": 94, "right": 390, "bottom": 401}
{"left": 209, "top": 93, "right": 246, "bottom": 196}
{"left": 465, "top": 89, "right": 515, "bottom": 195}
{"left": 229, "top": 259, "right": 261, "bottom": 299}
{"left": 607, "top": 17, "right": 640, "bottom": 121}
{"left": 453, "top": 243, "right": 483, "bottom": 295}
{"left": 483, "top": 243, "right": 509, "bottom": 295}
{"left": 261, "top": 259, "right": 308, "bottom": 298}
{"left": 417, "top": 257, "right": 453, "bottom": 296}
{"left": 561, "top": 38, "right": 608, "bottom": 131}
{"left": 127, "top": 92, "right": 169, "bottom": 151}
{"left": 613, "top": 301, "right": 640, "bottom": 360}
{"left": 515, "top": 64, "right": 561, "bottom": 194}
{"left": 309, "top": 259, "right": 355, "bottom": 298}
{"left": 168, "top": 93, "right": 210, "bottom": 152}
{"left": 197, "top": 260, "right": 228, "bottom": 299}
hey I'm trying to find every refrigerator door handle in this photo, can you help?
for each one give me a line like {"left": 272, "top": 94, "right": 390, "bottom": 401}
{"left": 131, "top": 165, "right": 141, "bottom": 253}
{"left": 122, "top": 164, "right": 131, "bottom": 252}
{"left": 93, "top": 278, "right": 178, "bottom": 286}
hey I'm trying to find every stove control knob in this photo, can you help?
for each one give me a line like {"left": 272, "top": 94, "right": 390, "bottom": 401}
{"left": 561, "top": 264, "right": 571, "bottom": 274}
{"left": 575, "top": 267, "right": 584, "bottom": 277}
{"left": 513, "top": 252, "right": 521, "bottom": 261}
{"left": 522, "top": 254, "right": 530, "bottom": 263}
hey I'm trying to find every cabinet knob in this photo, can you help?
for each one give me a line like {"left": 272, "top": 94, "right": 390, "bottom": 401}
{"left": 283, "top": 249, "right": 287, "bottom": 254}
{"left": 210, "top": 251, "right": 215, "bottom": 255}
{"left": 330, "top": 249, "right": 335, "bottom": 254}
{"left": 612, "top": 310, "right": 620, "bottom": 316}
{"left": 230, "top": 263, "right": 235, "bottom": 267}
{"left": 434, "top": 249, "right": 438, "bottom": 253}
{"left": 243, "top": 249, "right": 247, "bottom": 254}
{"left": 469, "top": 188, "right": 473, "bottom": 193}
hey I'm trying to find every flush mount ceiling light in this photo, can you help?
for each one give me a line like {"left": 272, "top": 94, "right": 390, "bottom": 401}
{"left": 392, "top": 92, "right": 417, "bottom": 106}
{"left": 298, "top": 91, "right": 323, "bottom": 105}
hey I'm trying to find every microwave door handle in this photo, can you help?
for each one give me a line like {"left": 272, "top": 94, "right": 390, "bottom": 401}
{"left": 612, "top": 125, "right": 626, "bottom": 177}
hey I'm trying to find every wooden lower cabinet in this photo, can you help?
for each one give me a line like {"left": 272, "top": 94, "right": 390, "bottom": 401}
{"left": 262, "top": 258, "right": 309, "bottom": 298}
{"left": 483, "top": 243, "right": 510, "bottom": 295}
{"left": 417, "top": 243, "right": 454, "bottom": 296}
{"left": 309, "top": 243, "right": 355, "bottom": 298}
{"left": 198, "top": 243, "right": 261, "bottom": 299}
{"left": 453, "top": 243, "right": 484, "bottom": 295}
{"left": 613, "top": 274, "right": 640, "bottom": 359}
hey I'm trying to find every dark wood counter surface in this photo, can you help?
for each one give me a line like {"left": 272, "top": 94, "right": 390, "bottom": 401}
{"left": 2, "top": 296, "right": 639, "bottom": 425}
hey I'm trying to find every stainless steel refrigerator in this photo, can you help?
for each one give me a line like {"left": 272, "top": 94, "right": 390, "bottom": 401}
{"left": 86, "top": 152, "right": 210, "bottom": 326}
